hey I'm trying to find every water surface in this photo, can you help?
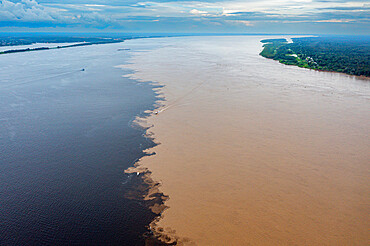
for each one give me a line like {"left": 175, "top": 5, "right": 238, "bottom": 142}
{"left": 123, "top": 36, "right": 370, "bottom": 245}
{"left": 0, "top": 43, "right": 159, "bottom": 245}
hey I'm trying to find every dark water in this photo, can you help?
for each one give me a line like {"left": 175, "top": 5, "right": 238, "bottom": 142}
{"left": 0, "top": 43, "right": 159, "bottom": 245}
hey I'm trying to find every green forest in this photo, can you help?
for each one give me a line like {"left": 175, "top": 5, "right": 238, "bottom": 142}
{"left": 260, "top": 37, "right": 370, "bottom": 77}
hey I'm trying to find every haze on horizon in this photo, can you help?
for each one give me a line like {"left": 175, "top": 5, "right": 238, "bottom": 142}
{"left": 0, "top": 0, "right": 369, "bottom": 35}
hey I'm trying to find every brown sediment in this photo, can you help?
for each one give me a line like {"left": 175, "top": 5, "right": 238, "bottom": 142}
{"left": 272, "top": 61, "right": 370, "bottom": 81}
{"left": 122, "top": 36, "right": 370, "bottom": 245}
{"left": 124, "top": 115, "right": 179, "bottom": 245}
{"left": 124, "top": 160, "right": 176, "bottom": 245}
{"left": 125, "top": 109, "right": 193, "bottom": 245}
{"left": 124, "top": 166, "right": 168, "bottom": 214}
{"left": 306, "top": 69, "right": 370, "bottom": 80}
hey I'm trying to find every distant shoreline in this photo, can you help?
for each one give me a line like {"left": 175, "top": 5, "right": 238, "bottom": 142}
{"left": 259, "top": 37, "right": 370, "bottom": 78}
{"left": 262, "top": 53, "right": 370, "bottom": 81}
{"left": 0, "top": 40, "right": 123, "bottom": 55}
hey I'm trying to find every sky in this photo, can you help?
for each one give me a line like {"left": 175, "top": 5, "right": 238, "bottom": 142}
{"left": 0, "top": 0, "right": 369, "bottom": 34}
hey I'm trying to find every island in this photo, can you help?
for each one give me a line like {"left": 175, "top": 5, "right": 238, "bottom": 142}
{"left": 260, "top": 36, "right": 370, "bottom": 77}
{"left": 0, "top": 36, "right": 124, "bottom": 55}
{"left": 0, "top": 34, "right": 169, "bottom": 55}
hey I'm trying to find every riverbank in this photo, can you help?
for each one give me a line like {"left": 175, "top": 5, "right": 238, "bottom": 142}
{"left": 0, "top": 40, "right": 123, "bottom": 55}
{"left": 122, "top": 36, "right": 370, "bottom": 245}
{"left": 259, "top": 37, "right": 370, "bottom": 78}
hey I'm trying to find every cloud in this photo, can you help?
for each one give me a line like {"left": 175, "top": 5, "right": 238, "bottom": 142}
{"left": 228, "top": 20, "right": 254, "bottom": 26}
{"left": 0, "top": 0, "right": 118, "bottom": 27}
{"left": 0, "top": 0, "right": 369, "bottom": 33}
{"left": 190, "top": 9, "right": 208, "bottom": 15}
{"left": 73, "top": 12, "right": 112, "bottom": 26}
{"left": 314, "top": 19, "right": 355, "bottom": 22}
{"left": 0, "top": 0, "right": 59, "bottom": 21}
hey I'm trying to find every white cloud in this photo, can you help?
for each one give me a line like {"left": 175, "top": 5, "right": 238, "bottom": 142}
{"left": 0, "top": 0, "right": 113, "bottom": 25}
{"left": 0, "top": 0, "right": 58, "bottom": 21}
{"left": 228, "top": 20, "right": 254, "bottom": 26}
{"left": 315, "top": 19, "right": 355, "bottom": 23}
{"left": 0, "top": 0, "right": 368, "bottom": 31}
{"left": 190, "top": 9, "right": 208, "bottom": 15}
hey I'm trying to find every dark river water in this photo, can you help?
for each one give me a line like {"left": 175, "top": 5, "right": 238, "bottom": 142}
{"left": 0, "top": 43, "right": 159, "bottom": 245}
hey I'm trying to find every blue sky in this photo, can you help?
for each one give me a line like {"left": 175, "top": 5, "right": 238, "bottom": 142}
{"left": 0, "top": 0, "right": 369, "bottom": 34}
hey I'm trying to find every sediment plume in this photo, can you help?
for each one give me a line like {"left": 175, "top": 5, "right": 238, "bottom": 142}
{"left": 121, "top": 36, "right": 370, "bottom": 245}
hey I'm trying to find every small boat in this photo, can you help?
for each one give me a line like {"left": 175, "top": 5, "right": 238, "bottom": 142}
{"left": 81, "top": 68, "right": 85, "bottom": 71}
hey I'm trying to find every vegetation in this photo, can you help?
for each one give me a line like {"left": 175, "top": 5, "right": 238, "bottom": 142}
{"left": 0, "top": 40, "right": 123, "bottom": 55}
{"left": 0, "top": 36, "right": 125, "bottom": 55}
{"left": 260, "top": 36, "right": 370, "bottom": 77}
{"left": 0, "top": 35, "right": 123, "bottom": 46}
